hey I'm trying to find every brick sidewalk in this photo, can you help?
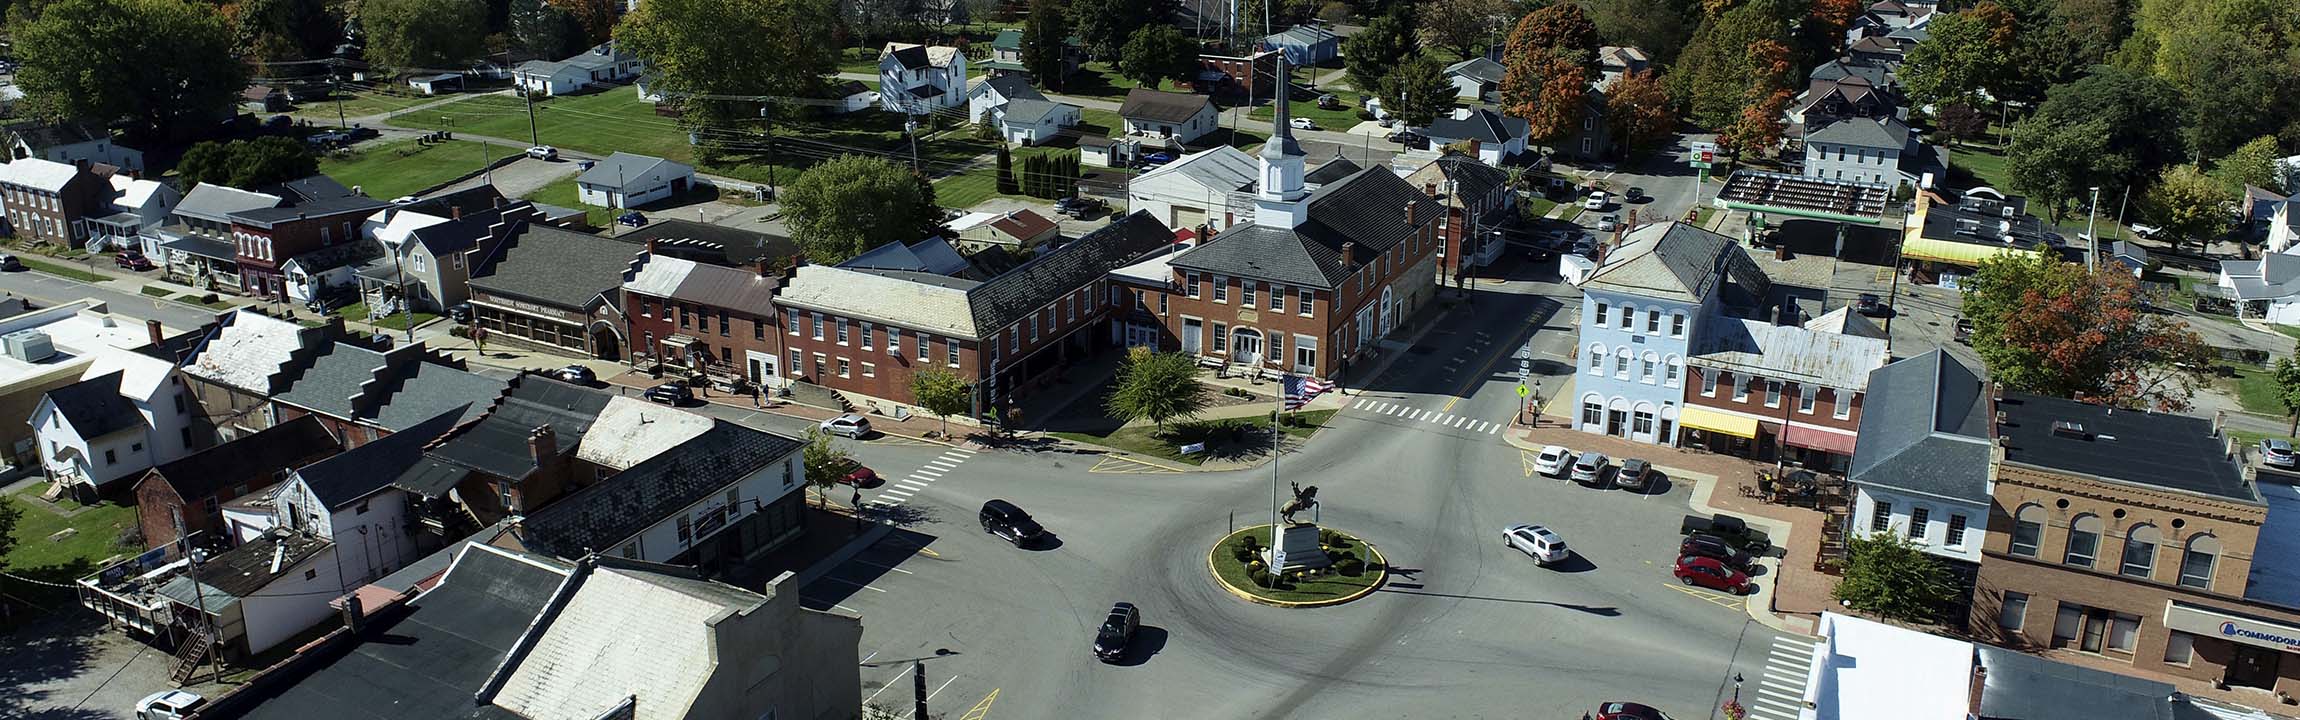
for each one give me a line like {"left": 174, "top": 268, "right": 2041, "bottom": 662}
{"left": 1509, "top": 415, "right": 1836, "bottom": 635}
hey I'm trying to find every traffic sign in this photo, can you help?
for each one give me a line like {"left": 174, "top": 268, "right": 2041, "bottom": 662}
{"left": 1516, "top": 384, "right": 1530, "bottom": 398}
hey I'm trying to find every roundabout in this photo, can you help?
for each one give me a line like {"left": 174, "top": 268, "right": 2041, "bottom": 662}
{"left": 1205, "top": 525, "right": 1388, "bottom": 608}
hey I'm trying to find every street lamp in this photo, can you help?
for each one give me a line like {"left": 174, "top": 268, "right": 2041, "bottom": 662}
{"left": 860, "top": 648, "right": 958, "bottom": 720}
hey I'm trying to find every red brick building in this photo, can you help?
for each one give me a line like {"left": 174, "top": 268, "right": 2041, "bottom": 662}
{"left": 131, "top": 415, "right": 342, "bottom": 550}
{"left": 229, "top": 194, "right": 388, "bottom": 299}
{"left": 1677, "top": 308, "right": 1889, "bottom": 472}
{"left": 0, "top": 157, "right": 110, "bottom": 245}
{"left": 772, "top": 213, "right": 1171, "bottom": 416}
{"left": 621, "top": 248, "right": 784, "bottom": 386}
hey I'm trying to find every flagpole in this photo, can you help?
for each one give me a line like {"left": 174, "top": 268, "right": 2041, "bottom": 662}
{"left": 1271, "top": 374, "right": 1283, "bottom": 562}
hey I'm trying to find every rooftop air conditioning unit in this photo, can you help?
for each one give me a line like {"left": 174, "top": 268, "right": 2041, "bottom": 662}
{"left": 2001, "top": 205, "right": 2015, "bottom": 218}
{"left": 2051, "top": 420, "right": 2088, "bottom": 439}
{"left": 2, "top": 329, "right": 56, "bottom": 363}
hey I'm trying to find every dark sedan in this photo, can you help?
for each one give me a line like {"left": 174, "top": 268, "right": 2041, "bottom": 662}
{"left": 1680, "top": 533, "right": 1757, "bottom": 572}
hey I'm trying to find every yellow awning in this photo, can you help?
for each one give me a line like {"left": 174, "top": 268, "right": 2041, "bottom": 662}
{"left": 1901, "top": 237, "right": 2026, "bottom": 266}
{"left": 1679, "top": 406, "right": 1760, "bottom": 439}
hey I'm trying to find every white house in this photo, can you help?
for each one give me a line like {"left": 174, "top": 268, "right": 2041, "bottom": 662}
{"left": 2220, "top": 251, "right": 2300, "bottom": 325}
{"left": 576, "top": 152, "right": 696, "bottom": 209}
{"left": 1847, "top": 349, "right": 1993, "bottom": 571}
{"left": 969, "top": 74, "right": 1043, "bottom": 124}
{"left": 518, "top": 421, "right": 807, "bottom": 569}
{"left": 513, "top": 43, "right": 645, "bottom": 97}
{"left": 879, "top": 42, "right": 969, "bottom": 115}
{"left": 1444, "top": 57, "right": 1505, "bottom": 102}
{"left": 1421, "top": 108, "right": 1529, "bottom": 165}
{"left": 406, "top": 73, "right": 462, "bottom": 95}
{"left": 6, "top": 122, "right": 144, "bottom": 173}
{"left": 91, "top": 176, "right": 181, "bottom": 254}
{"left": 31, "top": 351, "right": 199, "bottom": 498}
{"left": 76, "top": 526, "right": 350, "bottom": 659}
{"left": 2265, "top": 189, "right": 2300, "bottom": 254}
{"left": 1118, "top": 88, "right": 1218, "bottom": 148}
{"left": 968, "top": 74, "right": 1080, "bottom": 145}
{"left": 1126, "top": 145, "right": 1258, "bottom": 231}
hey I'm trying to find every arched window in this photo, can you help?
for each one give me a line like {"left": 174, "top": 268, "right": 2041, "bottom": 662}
{"left": 1614, "top": 347, "right": 1631, "bottom": 377}
{"left": 1665, "top": 356, "right": 1683, "bottom": 387}
{"left": 1640, "top": 351, "right": 1659, "bottom": 383}
{"left": 2120, "top": 524, "right": 2160, "bottom": 578}
{"left": 2179, "top": 534, "right": 2220, "bottom": 590}
{"left": 1587, "top": 344, "right": 1606, "bottom": 375}
{"left": 2065, "top": 514, "right": 2103, "bottom": 567}
{"left": 2010, "top": 504, "right": 2045, "bottom": 557}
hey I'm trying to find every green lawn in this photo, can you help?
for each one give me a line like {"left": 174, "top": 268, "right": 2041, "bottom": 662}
{"left": 1558, "top": 205, "right": 1586, "bottom": 223}
{"left": 21, "top": 257, "right": 106, "bottom": 282}
{"left": 1247, "top": 101, "right": 1372, "bottom": 134}
{"left": 319, "top": 139, "right": 505, "bottom": 200}
{"left": 3, "top": 487, "right": 138, "bottom": 580}
{"left": 139, "top": 285, "right": 173, "bottom": 298}
{"left": 2229, "top": 428, "right": 2299, "bottom": 451}
{"left": 336, "top": 302, "right": 438, "bottom": 331}
{"left": 1209, "top": 525, "right": 1385, "bottom": 603}
{"left": 522, "top": 177, "right": 616, "bottom": 226}
{"left": 930, "top": 145, "right": 1074, "bottom": 209}
{"left": 2220, "top": 363, "right": 2287, "bottom": 416}
{"left": 1948, "top": 147, "right": 2013, "bottom": 191}
{"left": 298, "top": 87, "right": 440, "bottom": 120}
{"left": 1077, "top": 108, "right": 1122, "bottom": 138}
{"left": 1056, "top": 62, "right": 1153, "bottom": 102}
{"left": 1050, "top": 409, "right": 1335, "bottom": 466}
{"left": 1522, "top": 196, "right": 1558, "bottom": 220}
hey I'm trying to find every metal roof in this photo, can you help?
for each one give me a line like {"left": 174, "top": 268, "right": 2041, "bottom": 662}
{"left": 1690, "top": 318, "right": 1890, "bottom": 389}
{"left": 1582, "top": 222, "right": 1769, "bottom": 304}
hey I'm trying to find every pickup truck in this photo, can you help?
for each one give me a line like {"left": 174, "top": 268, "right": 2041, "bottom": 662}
{"left": 1680, "top": 513, "right": 1771, "bottom": 554}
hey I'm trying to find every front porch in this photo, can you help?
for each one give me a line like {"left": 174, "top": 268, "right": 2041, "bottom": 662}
{"left": 158, "top": 235, "right": 243, "bottom": 295}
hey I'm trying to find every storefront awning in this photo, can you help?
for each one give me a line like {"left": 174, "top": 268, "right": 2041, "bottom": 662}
{"left": 1783, "top": 424, "right": 1858, "bottom": 456}
{"left": 1679, "top": 406, "right": 1759, "bottom": 439}
{"left": 662, "top": 334, "right": 697, "bottom": 348}
{"left": 2163, "top": 600, "right": 2300, "bottom": 653}
{"left": 1901, "top": 237, "right": 2028, "bottom": 266}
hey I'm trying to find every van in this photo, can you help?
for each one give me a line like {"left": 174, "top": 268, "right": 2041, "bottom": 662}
{"left": 979, "top": 499, "right": 1044, "bottom": 547}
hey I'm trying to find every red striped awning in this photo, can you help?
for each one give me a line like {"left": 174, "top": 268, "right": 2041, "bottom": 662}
{"left": 1783, "top": 424, "right": 1858, "bottom": 456}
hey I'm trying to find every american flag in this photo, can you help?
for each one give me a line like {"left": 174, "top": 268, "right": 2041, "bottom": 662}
{"left": 1282, "top": 374, "right": 1334, "bottom": 411}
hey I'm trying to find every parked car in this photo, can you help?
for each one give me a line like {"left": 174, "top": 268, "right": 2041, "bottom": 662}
{"left": 2265, "top": 439, "right": 2298, "bottom": 468}
{"left": 1680, "top": 533, "right": 1757, "bottom": 572}
{"left": 1533, "top": 445, "right": 1573, "bottom": 477}
{"left": 448, "top": 303, "right": 473, "bottom": 324}
{"left": 1596, "top": 215, "right": 1620, "bottom": 233}
{"left": 835, "top": 459, "right": 883, "bottom": 488}
{"left": 135, "top": 690, "right": 206, "bottom": 720}
{"left": 1673, "top": 554, "right": 1755, "bottom": 594}
{"left": 1679, "top": 513, "right": 1771, "bottom": 553}
{"left": 1139, "top": 151, "right": 1175, "bottom": 167}
{"left": 617, "top": 211, "right": 648, "bottom": 227}
{"left": 2130, "top": 223, "right": 2163, "bottom": 239}
{"left": 1614, "top": 458, "right": 1652, "bottom": 491}
{"left": 1315, "top": 93, "right": 1341, "bottom": 109}
{"left": 0, "top": 254, "right": 23, "bottom": 272}
{"left": 1855, "top": 293, "right": 1893, "bottom": 318}
{"left": 1954, "top": 317, "right": 1974, "bottom": 344}
{"left": 554, "top": 365, "right": 596, "bottom": 385}
{"left": 1288, "top": 117, "right": 1318, "bottom": 131}
{"left": 1093, "top": 602, "right": 1140, "bottom": 662}
{"left": 1501, "top": 523, "right": 1572, "bottom": 565}
{"left": 1571, "top": 238, "right": 1599, "bottom": 258}
{"left": 115, "top": 250, "right": 154, "bottom": 271}
{"left": 1583, "top": 191, "right": 1608, "bottom": 210}
{"left": 1386, "top": 130, "right": 1424, "bottom": 145}
{"left": 1626, "top": 187, "right": 1644, "bottom": 201}
{"left": 642, "top": 382, "right": 691, "bottom": 405}
{"left": 820, "top": 413, "right": 872, "bottom": 438}
{"left": 526, "top": 145, "right": 558, "bottom": 160}
{"left": 1594, "top": 702, "right": 1677, "bottom": 720}
{"left": 1054, "top": 195, "right": 1103, "bottom": 218}
{"left": 1571, "top": 451, "right": 1608, "bottom": 484}
{"left": 979, "top": 499, "right": 1045, "bottom": 546}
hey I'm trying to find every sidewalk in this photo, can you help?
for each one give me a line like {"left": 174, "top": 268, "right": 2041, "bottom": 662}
{"left": 1501, "top": 413, "right": 1832, "bottom": 636}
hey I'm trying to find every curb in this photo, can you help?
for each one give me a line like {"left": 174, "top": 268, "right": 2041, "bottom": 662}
{"left": 1206, "top": 525, "right": 1389, "bottom": 609}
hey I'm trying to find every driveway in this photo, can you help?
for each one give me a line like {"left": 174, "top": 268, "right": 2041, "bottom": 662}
{"left": 425, "top": 156, "right": 578, "bottom": 200}
{"left": 2, "top": 614, "right": 177, "bottom": 720}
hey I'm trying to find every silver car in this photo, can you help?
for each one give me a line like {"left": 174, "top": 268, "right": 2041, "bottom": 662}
{"left": 1571, "top": 451, "right": 1609, "bottom": 484}
{"left": 820, "top": 413, "right": 872, "bottom": 438}
{"left": 1502, "top": 523, "right": 1572, "bottom": 565}
{"left": 2264, "top": 439, "right": 2297, "bottom": 469}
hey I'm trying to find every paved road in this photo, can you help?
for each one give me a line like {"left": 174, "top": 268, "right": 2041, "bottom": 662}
{"left": 786, "top": 265, "right": 1797, "bottom": 720}
{"left": 0, "top": 268, "right": 227, "bottom": 333}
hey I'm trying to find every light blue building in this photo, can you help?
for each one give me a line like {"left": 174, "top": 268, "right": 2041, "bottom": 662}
{"left": 1572, "top": 222, "right": 1772, "bottom": 445}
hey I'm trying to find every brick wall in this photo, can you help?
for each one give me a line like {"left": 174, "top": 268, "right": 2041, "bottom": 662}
{"left": 624, "top": 290, "right": 779, "bottom": 378}
{"left": 1683, "top": 366, "right": 1864, "bottom": 432}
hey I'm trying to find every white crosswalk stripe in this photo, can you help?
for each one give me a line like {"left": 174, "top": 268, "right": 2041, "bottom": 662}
{"left": 1743, "top": 636, "right": 1820, "bottom": 720}
{"left": 862, "top": 446, "right": 980, "bottom": 507}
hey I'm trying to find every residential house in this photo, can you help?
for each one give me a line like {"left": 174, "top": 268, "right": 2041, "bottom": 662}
{"left": 1571, "top": 222, "right": 1772, "bottom": 445}
{"left": 241, "top": 86, "right": 290, "bottom": 114}
{"left": 951, "top": 208, "right": 1061, "bottom": 251}
{"left": 266, "top": 336, "right": 504, "bottom": 445}
{"left": 1109, "top": 98, "right": 1444, "bottom": 383}
{"left": 1119, "top": 88, "right": 1219, "bottom": 148}
{"left": 878, "top": 42, "right": 969, "bottom": 115}
{"left": 229, "top": 192, "right": 391, "bottom": 301}
{"left": 469, "top": 223, "right": 642, "bottom": 359}
{"left": 991, "top": 98, "right": 1083, "bottom": 146}
{"left": 1803, "top": 116, "right": 1920, "bottom": 189}
{"left": 1787, "top": 75, "right": 1904, "bottom": 136}
{"left": 575, "top": 152, "right": 696, "bottom": 209}
{"left": 86, "top": 175, "right": 181, "bottom": 252}
{"left": 512, "top": 42, "right": 645, "bottom": 96}
{"left": 1445, "top": 57, "right": 1505, "bottom": 103}
{"left": 0, "top": 301, "right": 185, "bottom": 473}
{"left": 2217, "top": 252, "right": 2300, "bottom": 325}
{"left": 2109, "top": 241, "right": 2149, "bottom": 277}
{"left": 1126, "top": 145, "right": 1259, "bottom": 231}
{"left": 2243, "top": 185, "right": 2286, "bottom": 243}
{"left": 823, "top": 80, "right": 879, "bottom": 114}
{"left": 1262, "top": 24, "right": 1340, "bottom": 66}
{"left": 1966, "top": 392, "right": 2300, "bottom": 700}
{"left": 970, "top": 74, "right": 1045, "bottom": 124}
{"left": 1808, "top": 57, "right": 1893, "bottom": 89}
{"left": 1403, "top": 154, "right": 1515, "bottom": 281}
{"left": 982, "top": 27, "right": 1082, "bottom": 80}
{"left": 622, "top": 246, "right": 783, "bottom": 386}
{"left": 1899, "top": 188, "right": 2067, "bottom": 282}
{"left": 1421, "top": 108, "right": 1530, "bottom": 166}
{"left": 248, "top": 409, "right": 464, "bottom": 582}
{"left": 1848, "top": 35, "right": 1906, "bottom": 65}
{"left": 31, "top": 345, "right": 206, "bottom": 499}
{"left": 5, "top": 121, "right": 143, "bottom": 172}
{"left": 2263, "top": 189, "right": 2299, "bottom": 254}
{"left": 0, "top": 157, "right": 111, "bottom": 245}
{"left": 776, "top": 212, "right": 1171, "bottom": 415}
{"left": 355, "top": 193, "right": 550, "bottom": 313}
{"left": 1596, "top": 46, "right": 1651, "bottom": 85}
{"left": 196, "top": 543, "right": 862, "bottom": 720}
{"left": 1845, "top": 349, "right": 1992, "bottom": 610}
{"left": 131, "top": 415, "right": 342, "bottom": 552}
{"left": 513, "top": 420, "right": 807, "bottom": 572}
{"left": 150, "top": 183, "right": 284, "bottom": 289}
{"left": 78, "top": 527, "right": 344, "bottom": 661}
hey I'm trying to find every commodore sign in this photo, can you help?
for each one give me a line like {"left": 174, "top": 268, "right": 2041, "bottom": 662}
{"left": 2164, "top": 600, "right": 2300, "bottom": 653}
{"left": 2223, "top": 621, "right": 2300, "bottom": 651}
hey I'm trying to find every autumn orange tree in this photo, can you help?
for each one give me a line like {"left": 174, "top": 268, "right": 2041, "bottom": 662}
{"left": 1962, "top": 250, "right": 2213, "bottom": 412}
{"left": 1717, "top": 40, "right": 1792, "bottom": 158}
{"left": 1498, "top": 4, "right": 1599, "bottom": 151}
{"left": 1605, "top": 68, "right": 1673, "bottom": 157}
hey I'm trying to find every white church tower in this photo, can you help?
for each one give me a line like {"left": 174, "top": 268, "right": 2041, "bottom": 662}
{"left": 1254, "top": 55, "right": 1309, "bottom": 229}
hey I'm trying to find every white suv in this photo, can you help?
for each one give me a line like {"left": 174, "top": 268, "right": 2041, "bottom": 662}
{"left": 1503, "top": 523, "right": 1572, "bottom": 564}
{"left": 1534, "top": 445, "right": 1573, "bottom": 477}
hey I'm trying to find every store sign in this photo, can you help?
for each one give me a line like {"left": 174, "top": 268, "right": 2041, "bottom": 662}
{"left": 2164, "top": 600, "right": 2300, "bottom": 652}
{"left": 2222, "top": 622, "right": 2300, "bottom": 651}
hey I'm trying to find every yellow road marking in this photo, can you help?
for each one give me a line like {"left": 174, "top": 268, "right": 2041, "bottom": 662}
{"left": 1520, "top": 451, "right": 1539, "bottom": 478}
{"left": 957, "top": 688, "right": 1000, "bottom": 720}
{"left": 915, "top": 547, "right": 941, "bottom": 558}
{"left": 1663, "top": 582, "right": 1747, "bottom": 610}
{"left": 1089, "top": 455, "right": 1186, "bottom": 474}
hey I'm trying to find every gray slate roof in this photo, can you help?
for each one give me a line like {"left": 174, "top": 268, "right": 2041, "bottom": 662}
{"left": 1848, "top": 350, "right": 1993, "bottom": 502}
{"left": 966, "top": 212, "right": 1171, "bottom": 333}
{"left": 1446, "top": 57, "right": 1506, "bottom": 85}
{"left": 520, "top": 421, "right": 803, "bottom": 558}
{"left": 295, "top": 410, "right": 465, "bottom": 509}
{"left": 978, "top": 73, "right": 1046, "bottom": 103}
{"left": 371, "top": 361, "right": 506, "bottom": 431}
{"left": 46, "top": 371, "right": 141, "bottom": 439}
{"left": 146, "top": 415, "right": 341, "bottom": 501}
{"left": 1001, "top": 98, "right": 1070, "bottom": 125}
{"left": 1583, "top": 222, "right": 1770, "bottom": 304}
{"left": 1120, "top": 88, "right": 1213, "bottom": 125}
{"left": 428, "top": 376, "right": 612, "bottom": 480}
{"left": 1425, "top": 108, "right": 1528, "bottom": 146}
{"left": 1169, "top": 166, "right": 1443, "bottom": 290}
{"left": 1303, "top": 154, "right": 1363, "bottom": 185}
{"left": 272, "top": 343, "right": 388, "bottom": 419}
{"left": 2220, "top": 253, "right": 2300, "bottom": 300}
{"left": 471, "top": 224, "right": 644, "bottom": 310}
{"left": 1428, "top": 154, "right": 1510, "bottom": 203}
{"left": 1805, "top": 116, "right": 1910, "bottom": 150}
{"left": 1808, "top": 58, "right": 1891, "bottom": 87}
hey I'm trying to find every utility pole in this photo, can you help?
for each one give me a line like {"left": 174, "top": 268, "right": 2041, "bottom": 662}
{"left": 332, "top": 62, "right": 348, "bottom": 129}
{"left": 525, "top": 90, "right": 540, "bottom": 146}
{"left": 2085, "top": 186, "right": 2102, "bottom": 272}
{"left": 859, "top": 649, "right": 956, "bottom": 719}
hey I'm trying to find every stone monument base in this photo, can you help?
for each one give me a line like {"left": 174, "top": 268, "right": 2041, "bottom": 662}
{"left": 1263, "top": 523, "right": 1331, "bottom": 572}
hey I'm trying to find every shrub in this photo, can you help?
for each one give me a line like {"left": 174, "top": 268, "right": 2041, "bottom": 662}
{"left": 1248, "top": 566, "right": 1272, "bottom": 587}
{"left": 1241, "top": 534, "right": 1261, "bottom": 552}
{"left": 1319, "top": 530, "right": 1351, "bottom": 549}
{"left": 449, "top": 325, "right": 472, "bottom": 338}
{"left": 1232, "top": 545, "right": 1255, "bottom": 563}
{"left": 1335, "top": 556, "right": 1366, "bottom": 576}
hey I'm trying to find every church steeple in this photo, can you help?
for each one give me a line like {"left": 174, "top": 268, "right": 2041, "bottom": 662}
{"left": 1255, "top": 54, "right": 1308, "bottom": 228}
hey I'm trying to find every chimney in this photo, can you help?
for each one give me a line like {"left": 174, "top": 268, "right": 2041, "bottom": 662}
{"left": 755, "top": 256, "right": 773, "bottom": 277}
{"left": 1424, "top": 182, "right": 1439, "bottom": 198}
{"left": 1341, "top": 241, "right": 1357, "bottom": 269}
{"left": 1968, "top": 665, "right": 1988, "bottom": 718}
{"left": 145, "top": 319, "right": 163, "bottom": 347}
{"left": 528, "top": 424, "right": 558, "bottom": 466}
{"left": 342, "top": 592, "right": 365, "bottom": 633}
{"left": 1405, "top": 201, "right": 1418, "bottom": 226}
{"left": 493, "top": 194, "right": 508, "bottom": 208}
{"left": 1468, "top": 139, "right": 1481, "bottom": 156}
{"left": 450, "top": 205, "right": 463, "bottom": 220}
{"left": 645, "top": 237, "right": 658, "bottom": 255}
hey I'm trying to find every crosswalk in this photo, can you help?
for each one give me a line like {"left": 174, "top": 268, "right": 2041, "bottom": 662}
{"left": 1745, "top": 635, "right": 1820, "bottom": 720}
{"left": 870, "top": 446, "right": 977, "bottom": 508}
{"left": 1349, "top": 398, "right": 1507, "bottom": 435}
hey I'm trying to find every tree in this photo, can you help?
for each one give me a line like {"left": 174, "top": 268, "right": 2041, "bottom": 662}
{"left": 233, "top": 0, "right": 343, "bottom": 63}
{"left": 1833, "top": 532, "right": 1960, "bottom": 624}
{"left": 1381, "top": 53, "right": 1454, "bottom": 128}
{"left": 784, "top": 155, "right": 945, "bottom": 263}
{"left": 1343, "top": 10, "right": 1413, "bottom": 94}
{"left": 1667, "top": 0, "right": 1790, "bottom": 130}
{"left": 1104, "top": 348, "right": 1208, "bottom": 432}
{"left": 1901, "top": 3, "right": 2019, "bottom": 106}
{"left": 175, "top": 138, "right": 320, "bottom": 189}
{"left": 1415, "top": 0, "right": 1507, "bottom": 60}
{"left": 2211, "top": 135, "right": 2286, "bottom": 194}
{"left": 996, "top": 145, "right": 1019, "bottom": 194}
{"left": 2028, "top": 66, "right": 2187, "bottom": 191}
{"left": 1519, "top": 52, "right": 1588, "bottom": 147}
{"left": 1118, "top": 25, "right": 1196, "bottom": 90}
{"left": 2006, "top": 117, "right": 2117, "bottom": 223}
{"left": 1962, "top": 250, "right": 2213, "bottom": 411}
{"left": 1505, "top": 2, "right": 1597, "bottom": 58}
{"left": 617, "top": 0, "right": 839, "bottom": 158}
{"left": 361, "top": 0, "right": 489, "bottom": 68}
{"left": 2272, "top": 358, "right": 2300, "bottom": 436}
{"left": 14, "top": 0, "right": 244, "bottom": 139}
{"left": 1604, "top": 69, "right": 1672, "bottom": 158}
{"left": 800, "top": 428, "right": 851, "bottom": 508}
{"left": 1069, "top": 0, "right": 1173, "bottom": 58}
{"left": 1719, "top": 89, "right": 1790, "bottom": 157}
{"left": 1583, "top": 0, "right": 1695, "bottom": 66}
{"left": 1935, "top": 102, "right": 1991, "bottom": 147}
{"left": 1020, "top": 0, "right": 1072, "bottom": 89}
{"left": 1498, "top": 4, "right": 1598, "bottom": 129}
{"left": 543, "top": 0, "right": 618, "bottom": 46}
{"left": 507, "top": 0, "right": 584, "bottom": 61}
{"left": 910, "top": 368, "right": 973, "bottom": 438}
{"left": 2121, "top": 0, "right": 2300, "bottom": 160}
{"left": 2144, "top": 164, "right": 2233, "bottom": 253}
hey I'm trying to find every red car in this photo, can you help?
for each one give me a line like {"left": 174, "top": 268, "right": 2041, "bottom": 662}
{"left": 836, "top": 460, "right": 883, "bottom": 488}
{"left": 1673, "top": 555, "right": 1754, "bottom": 595}
{"left": 1595, "top": 702, "right": 1677, "bottom": 720}
{"left": 115, "top": 251, "right": 154, "bottom": 271}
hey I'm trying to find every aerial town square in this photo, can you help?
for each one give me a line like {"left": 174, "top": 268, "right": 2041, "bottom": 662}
{"left": 0, "top": 0, "right": 2297, "bottom": 718}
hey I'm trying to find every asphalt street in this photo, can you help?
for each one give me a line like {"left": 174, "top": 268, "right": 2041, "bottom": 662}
{"left": 0, "top": 267, "right": 228, "bottom": 333}
{"left": 787, "top": 267, "right": 1801, "bottom": 720}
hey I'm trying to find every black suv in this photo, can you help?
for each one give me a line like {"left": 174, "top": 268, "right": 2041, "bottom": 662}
{"left": 979, "top": 499, "right": 1044, "bottom": 547}
{"left": 1680, "top": 533, "right": 1756, "bottom": 572}
{"left": 643, "top": 382, "right": 692, "bottom": 405}
{"left": 1093, "top": 602, "right": 1139, "bottom": 662}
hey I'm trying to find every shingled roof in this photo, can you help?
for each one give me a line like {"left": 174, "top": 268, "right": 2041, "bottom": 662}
{"left": 1119, "top": 88, "right": 1213, "bottom": 125}
{"left": 518, "top": 421, "right": 803, "bottom": 558}
{"left": 1168, "top": 166, "right": 1443, "bottom": 290}
{"left": 470, "top": 223, "right": 644, "bottom": 311}
{"left": 145, "top": 415, "right": 342, "bottom": 501}
{"left": 44, "top": 371, "right": 142, "bottom": 439}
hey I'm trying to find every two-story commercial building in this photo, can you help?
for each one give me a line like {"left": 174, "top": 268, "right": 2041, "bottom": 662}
{"left": 1403, "top": 154, "right": 1514, "bottom": 284}
{"left": 1846, "top": 349, "right": 1995, "bottom": 613}
{"left": 229, "top": 194, "right": 389, "bottom": 301}
{"left": 468, "top": 223, "right": 643, "bottom": 359}
{"left": 1679, "top": 307, "right": 1888, "bottom": 469}
{"left": 1572, "top": 222, "right": 1771, "bottom": 444}
{"left": 622, "top": 246, "right": 783, "bottom": 386}
{"left": 513, "top": 420, "right": 807, "bottom": 574}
